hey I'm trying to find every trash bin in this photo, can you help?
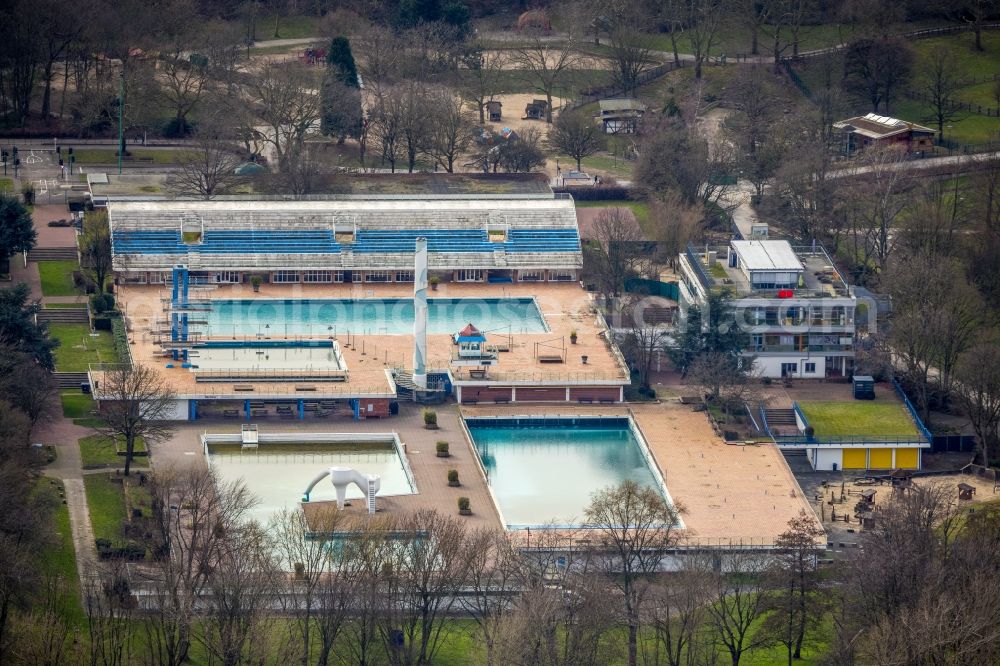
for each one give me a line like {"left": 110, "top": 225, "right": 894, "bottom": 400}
{"left": 80, "top": 382, "right": 91, "bottom": 394}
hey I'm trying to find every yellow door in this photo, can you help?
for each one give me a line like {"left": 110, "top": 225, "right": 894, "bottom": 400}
{"left": 842, "top": 449, "right": 867, "bottom": 469}
{"left": 895, "top": 448, "right": 919, "bottom": 469}
{"left": 869, "top": 449, "right": 893, "bottom": 469}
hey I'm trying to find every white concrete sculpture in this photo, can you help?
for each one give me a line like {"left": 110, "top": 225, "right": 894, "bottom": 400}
{"left": 303, "top": 467, "right": 381, "bottom": 514}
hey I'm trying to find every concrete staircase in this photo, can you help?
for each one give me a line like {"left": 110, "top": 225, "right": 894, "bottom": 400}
{"left": 764, "top": 408, "right": 799, "bottom": 437}
{"left": 29, "top": 247, "right": 78, "bottom": 261}
{"left": 765, "top": 408, "right": 797, "bottom": 426}
{"left": 54, "top": 372, "right": 89, "bottom": 390}
{"left": 37, "top": 308, "right": 88, "bottom": 323}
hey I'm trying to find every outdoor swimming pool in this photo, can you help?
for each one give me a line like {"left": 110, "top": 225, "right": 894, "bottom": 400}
{"left": 199, "top": 297, "right": 547, "bottom": 336}
{"left": 465, "top": 417, "right": 670, "bottom": 529}
{"left": 205, "top": 438, "right": 415, "bottom": 526}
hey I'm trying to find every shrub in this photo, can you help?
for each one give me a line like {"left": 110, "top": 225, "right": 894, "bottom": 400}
{"left": 436, "top": 441, "right": 449, "bottom": 456}
{"left": 90, "top": 292, "right": 115, "bottom": 313}
{"left": 457, "top": 496, "right": 470, "bottom": 512}
{"left": 162, "top": 117, "right": 195, "bottom": 138}
{"left": 423, "top": 409, "right": 437, "bottom": 426}
{"left": 111, "top": 314, "right": 132, "bottom": 367}
{"left": 804, "top": 426, "right": 815, "bottom": 438}
{"left": 447, "top": 469, "right": 459, "bottom": 485}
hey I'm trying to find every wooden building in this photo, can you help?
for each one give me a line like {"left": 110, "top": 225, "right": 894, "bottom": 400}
{"left": 833, "top": 113, "right": 936, "bottom": 155}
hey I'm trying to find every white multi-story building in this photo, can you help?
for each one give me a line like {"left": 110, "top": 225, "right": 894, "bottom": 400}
{"left": 678, "top": 239, "right": 857, "bottom": 379}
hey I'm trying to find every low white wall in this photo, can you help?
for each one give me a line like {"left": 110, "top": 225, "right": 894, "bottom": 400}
{"left": 811, "top": 448, "right": 843, "bottom": 471}
{"left": 752, "top": 356, "right": 827, "bottom": 379}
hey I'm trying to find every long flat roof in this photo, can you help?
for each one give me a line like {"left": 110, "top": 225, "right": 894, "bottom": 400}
{"left": 731, "top": 240, "right": 804, "bottom": 272}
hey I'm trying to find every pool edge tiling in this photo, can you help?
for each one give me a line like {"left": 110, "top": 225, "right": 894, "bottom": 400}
{"left": 464, "top": 416, "right": 681, "bottom": 530}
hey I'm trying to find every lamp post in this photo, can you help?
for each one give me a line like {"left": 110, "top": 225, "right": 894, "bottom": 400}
{"left": 117, "top": 70, "right": 125, "bottom": 176}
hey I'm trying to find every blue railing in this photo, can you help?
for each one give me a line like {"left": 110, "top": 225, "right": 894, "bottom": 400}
{"left": 769, "top": 394, "right": 930, "bottom": 447}
{"left": 892, "top": 379, "right": 934, "bottom": 443}
{"left": 792, "top": 402, "right": 809, "bottom": 431}
{"left": 685, "top": 242, "right": 715, "bottom": 288}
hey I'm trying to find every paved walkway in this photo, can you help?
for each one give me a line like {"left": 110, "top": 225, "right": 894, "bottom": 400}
{"left": 37, "top": 415, "right": 99, "bottom": 591}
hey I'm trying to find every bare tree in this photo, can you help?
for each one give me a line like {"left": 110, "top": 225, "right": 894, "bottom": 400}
{"left": 369, "top": 87, "right": 407, "bottom": 172}
{"left": 242, "top": 63, "right": 321, "bottom": 173}
{"left": 271, "top": 506, "right": 350, "bottom": 666}
{"left": 510, "top": 32, "right": 583, "bottom": 123}
{"left": 80, "top": 210, "right": 113, "bottom": 292}
{"left": 199, "top": 522, "right": 281, "bottom": 666}
{"left": 649, "top": 558, "right": 714, "bottom": 666}
{"left": 586, "top": 480, "right": 683, "bottom": 666}
{"left": 140, "top": 466, "right": 258, "bottom": 666}
{"left": 96, "top": 364, "right": 176, "bottom": 476}
{"left": 843, "top": 36, "right": 914, "bottom": 113}
{"left": 883, "top": 253, "right": 982, "bottom": 422}
{"left": 0, "top": 350, "right": 57, "bottom": 426}
{"left": 689, "top": 351, "right": 758, "bottom": 422}
{"left": 606, "top": 15, "right": 654, "bottom": 96}
{"left": 919, "top": 43, "right": 962, "bottom": 139}
{"left": 422, "top": 90, "right": 475, "bottom": 173}
{"left": 590, "top": 207, "right": 648, "bottom": 296}
{"left": 378, "top": 509, "right": 470, "bottom": 665}
{"left": 704, "top": 550, "right": 771, "bottom": 666}
{"left": 459, "top": 47, "right": 506, "bottom": 124}
{"left": 85, "top": 561, "right": 136, "bottom": 666}
{"left": 842, "top": 146, "right": 912, "bottom": 282}
{"left": 954, "top": 342, "right": 1000, "bottom": 466}
{"left": 549, "top": 109, "right": 605, "bottom": 171}
{"left": 763, "top": 511, "right": 826, "bottom": 665}
{"left": 168, "top": 126, "right": 245, "bottom": 200}
{"left": 459, "top": 528, "right": 526, "bottom": 665}
{"left": 683, "top": 0, "right": 726, "bottom": 80}
{"left": 158, "top": 29, "right": 211, "bottom": 136}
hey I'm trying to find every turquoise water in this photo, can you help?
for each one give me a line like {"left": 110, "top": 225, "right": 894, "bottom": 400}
{"left": 201, "top": 298, "right": 546, "bottom": 336}
{"left": 466, "top": 418, "right": 665, "bottom": 529}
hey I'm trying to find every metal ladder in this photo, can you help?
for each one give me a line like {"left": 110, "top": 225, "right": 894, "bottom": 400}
{"left": 367, "top": 478, "right": 377, "bottom": 514}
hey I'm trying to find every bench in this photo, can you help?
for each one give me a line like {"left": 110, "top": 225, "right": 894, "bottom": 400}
{"left": 537, "top": 354, "right": 564, "bottom": 363}
{"left": 495, "top": 397, "right": 511, "bottom": 404}
{"left": 599, "top": 398, "right": 614, "bottom": 404}
{"left": 578, "top": 398, "right": 593, "bottom": 404}
{"left": 251, "top": 408, "right": 268, "bottom": 417}
{"left": 464, "top": 399, "right": 478, "bottom": 405}
{"left": 223, "top": 409, "right": 240, "bottom": 418}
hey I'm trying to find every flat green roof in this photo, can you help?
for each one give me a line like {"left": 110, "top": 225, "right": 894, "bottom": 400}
{"left": 798, "top": 401, "right": 919, "bottom": 437}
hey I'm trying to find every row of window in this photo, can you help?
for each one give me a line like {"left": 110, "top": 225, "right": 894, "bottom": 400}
{"left": 124, "top": 270, "right": 576, "bottom": 284}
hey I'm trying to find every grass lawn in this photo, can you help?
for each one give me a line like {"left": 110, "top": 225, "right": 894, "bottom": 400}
{"left": 0, "top": 176, "right": 13, "bottom": 193}
{"left": 84, "top": 474, "right": 127, "bottom": 543}
{"left": 79, "top": 434, "right": 146, "bottom": 469}
{"left": 61, "top": 391, "right": 95, "bottom": 419}
{"left": 71, "top": 148, "right": 185, "bottom": 165}
{"left": 575, "top": 199, "right": 653, "bottom": 236}
{"left": 579, "top": 154, "right": 635, "bottom": 179}
{"left": 34, "top": 479, "right": 84, "bottom": 626}
{"left": 45, "top": 302, "right": 87, "bottom": 308}
{"left": 37, "top": 260, "right": 80, "bottom": 297}
{"left": 50, "top": 323, "right": 116, "bottom": 372}
{"left": 798, "top": 401, "right": 919, "bottom": 437}
{"left": 260, "top": 13, "right": 323, "bottom": 40}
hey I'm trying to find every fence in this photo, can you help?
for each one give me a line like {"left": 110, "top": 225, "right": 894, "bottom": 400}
{"left": 905, "top": 91, "right": 1000, "bottom": 118}
{"left": 563, "top": 60, "right": 685, "bottom": 113}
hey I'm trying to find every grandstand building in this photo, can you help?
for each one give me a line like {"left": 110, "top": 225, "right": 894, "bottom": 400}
{"left": 109, "top": 198, "right": 582, "bottom": 285}
{"left": 99, "top": 186, "right": 630, "bottom": 420}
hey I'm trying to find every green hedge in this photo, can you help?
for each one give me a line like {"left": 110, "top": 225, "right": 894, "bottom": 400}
{"left": 111, "top": 315, "right": 131, "bottom": 367}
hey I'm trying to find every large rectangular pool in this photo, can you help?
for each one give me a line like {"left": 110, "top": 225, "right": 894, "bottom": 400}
{"left": 200, "top": 297, "right": 547, "bottom": 336}
{"left": 466, "top": 417, "right": 670, "bottom": 529}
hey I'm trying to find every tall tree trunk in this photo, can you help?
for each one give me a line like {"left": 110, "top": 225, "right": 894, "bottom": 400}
{"left": 41, "top": 61, "right": 54, "bottom": 120}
